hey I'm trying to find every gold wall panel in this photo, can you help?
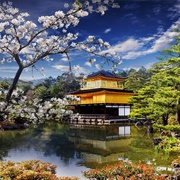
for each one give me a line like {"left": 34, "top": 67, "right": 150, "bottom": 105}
{"left": 74, "top": 92, "right": 133, "bottom": 105}
{"left": 81, "top": 79, "right": 124, "bottom": 90}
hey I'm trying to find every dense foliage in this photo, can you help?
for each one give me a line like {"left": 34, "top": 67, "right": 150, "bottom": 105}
{"left": 153, "top": 124, "right": 180, "bottom": 154}
{"left": 154, "top": 124, "right": 180, "bottom": 133}
{"left": 123, "top": 66, "right": 152, "bottom": 92}
{"left": 155, "top": 136, "right": 180, "bottom": 154}
{"left": 1, "top": 160, "right": 178, "bottom": 180}
{"left": 0, "top": 160, "right": 79, "bottom": 180}
{"left": 83, "top": 161, "right": 169, "bottom": 179}
{"left": 34, "top": 74, "right": 80, "bottom": 100}
{"left": 129, "top": 32, "right": 180, "bottom": 125}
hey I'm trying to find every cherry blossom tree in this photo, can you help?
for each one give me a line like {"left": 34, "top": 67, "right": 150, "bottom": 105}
{"left": 0, "top": 87, "right": 80, "bottom": 123}
{"left": 0, "top": 0, "right": 120, "bottom": 103}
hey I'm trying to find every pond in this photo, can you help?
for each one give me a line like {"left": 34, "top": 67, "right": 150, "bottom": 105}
{"left": 0, "top": 123, "right": 178, "bottom": 179}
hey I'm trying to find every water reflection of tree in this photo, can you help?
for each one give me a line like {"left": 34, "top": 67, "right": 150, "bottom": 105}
{"left": 0, "top": 130, "right": 29, "bottom": 160}
{"left": 44, "top": 134, "right": 76, "bottom": 165}
{"left": 0, "top": 123, "right": 78, "bottom": 165}
{"left": 127, "top": 126, "right": 174, "bottom": 167}
{"left": 1, "top": 124, "right": 176, "bottom": 170}
{"left": 27, "top": 123, "right": 78, "bottom": 165}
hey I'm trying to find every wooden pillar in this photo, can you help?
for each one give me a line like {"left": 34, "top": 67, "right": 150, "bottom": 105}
{"left": 103, "top": 104, "right": 106, "bottom": 114}
{"left": 92, "top": 105, "right": 94, "bottom": 114}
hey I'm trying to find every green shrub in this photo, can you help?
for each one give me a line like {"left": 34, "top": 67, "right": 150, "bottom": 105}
{"left": 153, "top": 124, "right": 180, "bottom": 154}
{"left": 153, "top": 124, "right": 180, "bottom": 133}
{"left": 168, "top": 116, "right": 178, "bottom": 125}
{"left": 155, "top": 136, "right": 180, "bottom": 154}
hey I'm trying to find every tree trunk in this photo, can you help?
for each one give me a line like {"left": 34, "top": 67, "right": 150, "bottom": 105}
{"left": 5, "top": 67, "right": 23, "bottom": 103}
{"left": 162, "top": 113, "right": 168, "bottom": 126}
{"left": 176, "top": 100, "right": 180, "bottom": 125}
{"left": 174, "top": 84, "right": 180, "bottom": 125}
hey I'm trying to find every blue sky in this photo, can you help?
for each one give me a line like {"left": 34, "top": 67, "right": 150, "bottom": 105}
{"left": 0, "top": 0, "right": 180, "bottom": 80}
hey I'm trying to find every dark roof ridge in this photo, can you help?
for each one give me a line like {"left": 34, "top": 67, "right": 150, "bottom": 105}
{"left": 70, "top": 88, "right": 133, "bottom": 94}
{"left": 87, "top": 70, "right": 126, "bottom": 79}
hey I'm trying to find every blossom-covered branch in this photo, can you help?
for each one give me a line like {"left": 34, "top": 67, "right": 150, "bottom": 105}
{"left": 0, "top": 0, "right": 120, "bottom": 103}
{"left": 0, "top": 87, "right": 80, "bottom": 123}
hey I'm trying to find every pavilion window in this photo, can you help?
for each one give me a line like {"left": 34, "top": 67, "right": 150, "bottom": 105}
{"left": 118, "top": 106, "right": 130, "bottom": 116}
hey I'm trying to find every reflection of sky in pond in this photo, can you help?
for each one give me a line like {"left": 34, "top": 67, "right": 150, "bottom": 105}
{"left": 1, "top": 124, "right": 178, "bottom": 179}
{"left": 4, "top": 147, "right": 89, "bottom": 179}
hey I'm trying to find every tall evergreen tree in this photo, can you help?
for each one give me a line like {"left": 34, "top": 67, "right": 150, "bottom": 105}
{"left": 129, "top": 32, "right": 180, "bottom": 125}
{"left": 124, "top": 67, "right": 151, "bottom": 92}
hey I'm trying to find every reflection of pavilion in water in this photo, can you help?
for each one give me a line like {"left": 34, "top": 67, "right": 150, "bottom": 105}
{"left": 69, "top": 125, "right": 131, "bottom": 164}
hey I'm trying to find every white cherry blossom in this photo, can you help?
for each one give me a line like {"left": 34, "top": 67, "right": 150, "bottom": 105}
{"left": 0, "top": 87, "right": 79, "bottom": 123}
{"left": 64, "top": 3, "right": 69, "bottom": 8}
{"left": 0, "top": 0, "right": 120, "bottom": 103}
{"left": 104, "top": 42, "right": 110, "bottom": 48}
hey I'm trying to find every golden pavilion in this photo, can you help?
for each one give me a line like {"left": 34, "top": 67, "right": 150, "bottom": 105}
{"left": 70, "top": 70, "right": 133, "bottom": 122}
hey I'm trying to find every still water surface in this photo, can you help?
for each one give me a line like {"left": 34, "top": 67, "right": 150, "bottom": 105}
{"left": 0, "top": 123, "right": 177, "bottom": 179}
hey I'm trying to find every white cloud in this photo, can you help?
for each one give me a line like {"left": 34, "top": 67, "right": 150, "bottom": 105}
{"left": 153, "top": 5, "right": 161, "bottom": 16}
{"left": 117, "top": 38, "right": 144, "bottom": 52}
{"left": 144, "top": 62, "right": 155, "bottom": 69}
{"left": 141, "top": 37, "right": 154, "bottom": 42}
{"left": 0, "top": 66, "right": 18, "bottom": 73}
{"left": 84, "top": 59, "right": 96, "bottom": 67}
{"left": 168, "top": 0, "right": 180, "bottom": 19}
{"left": 122, "top": 51, "right": 147, "bottom": 60}
{"left": 61, "top": 53, "right": 69, "bottom": 62}
{"left": 156, "top": 26, "right": 164, "bottom": 34}
{"left": 104, "top": 28, "right": 111, "bottom": 34}
{"left": 52, "top": 64, "right": 90, "bottom": 76}
{"left": 101, "top": 19, "right": 180, "bottom": 60}
{"left": 72, "top": 65, "right": 90, "bottom": 76}
{"left": 52, "top": 65, "right": 69, "bottom": 71}
{"left": 145, "top": 20, "right": 180, "bottom": 54}
{"left": 100, "top": 38, "right": 144, "bottom": 56}
{"left": 61, "top": 57, "right": 69, "bottom": 62}
{"left": 20, "top": 46, "right": 33, "bottom": 54}
{"left": 85, "top": 61, "right": 92, "bottom": 67}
